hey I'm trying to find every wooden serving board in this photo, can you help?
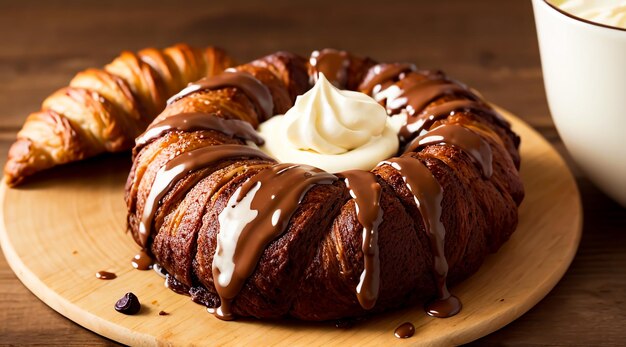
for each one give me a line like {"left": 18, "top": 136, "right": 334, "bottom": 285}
{"left": 0, "top": 109, "right": 582, "bottom": 346}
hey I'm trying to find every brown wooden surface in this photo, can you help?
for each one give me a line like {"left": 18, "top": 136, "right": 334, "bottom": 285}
{"left": 0, "top": 0, "right": 624, "bottom": 345}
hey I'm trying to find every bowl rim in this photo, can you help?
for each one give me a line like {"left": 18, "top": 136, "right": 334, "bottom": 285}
{"left": 542, "top": 0, "right": 626, "bottom": 33}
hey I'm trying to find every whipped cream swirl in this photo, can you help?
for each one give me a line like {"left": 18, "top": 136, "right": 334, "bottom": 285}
{"left": 285, "top": 73, "right": 386, "bottom": 154}
{"left": 258, "top": 73, "right": 401, "bottom": 172}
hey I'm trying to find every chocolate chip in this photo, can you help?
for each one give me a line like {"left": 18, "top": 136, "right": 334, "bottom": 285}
{"left": 158, "top": 310, "right": 169, "bottom": 316}
{"left": 115, "top": 292, "right": 141, "bottom": 315}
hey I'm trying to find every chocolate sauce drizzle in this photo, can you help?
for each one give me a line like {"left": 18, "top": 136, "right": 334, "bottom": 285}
{"left": 387, "top": 79, "right": 477, "bottom": 118}
{"left": 405, "top": 124, "right": 493, "bottom": 178}
{"left": 135, "top": 112, "right": 265, "bottom": 149}
{"left": 400, "top": 99, "right": 509, "bottom": 141}
{"left": 357, "top": 62, "right": 507, "bottom": 320}
{"left": 138, "top": 144, "right": 274, "bottom": 247}
{"left": 309, "top": 49, "right": 351, "bottom": 87}
{"left": 211, "top": 163, "right": 337, "bottom": 320}
{"left": 359, "top": 63, "right": 510, "bottom": 144}
{"left": 379, "top": 156, "right": 461, "bottom": 318}
{"left": 166, "top": 71, "right": 274, "bottom": 120}
{"left": 358, "top": 63, "right": 416, "bottom": 95}
{"left": 337, "top": 170, "right": 383, "bottom": 310}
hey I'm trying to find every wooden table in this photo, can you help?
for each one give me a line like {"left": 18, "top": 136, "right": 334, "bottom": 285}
{"left": 1, "top": 0, "right": 624, "bottom": 345}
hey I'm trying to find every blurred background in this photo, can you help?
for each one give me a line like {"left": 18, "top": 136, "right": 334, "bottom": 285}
{"left": 0, "top": 0, "right": 624, "bottom": 345}
{"left": 0, "top": 0, "right": 547, "bottom": 131}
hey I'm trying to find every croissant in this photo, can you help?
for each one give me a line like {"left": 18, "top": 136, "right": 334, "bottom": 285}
{"left": 4, "top": 44, "right": 234, "bottom": 186}
{"left": 125, "top": 49, "right": 524, "bottom": 321}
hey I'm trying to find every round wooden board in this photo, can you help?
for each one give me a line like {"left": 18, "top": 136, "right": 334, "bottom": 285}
{"left": 0, "top": 109, "right": 582, "bottom": 346}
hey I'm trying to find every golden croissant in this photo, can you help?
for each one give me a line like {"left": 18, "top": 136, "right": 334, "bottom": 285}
{"left": 4, "top": 43, "right": 234, "bottom": 186}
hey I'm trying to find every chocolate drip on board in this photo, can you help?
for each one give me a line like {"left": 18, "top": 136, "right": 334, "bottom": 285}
{"left": 132, "top": 250, "right": 153, "bottom": 270}
{"left": 404, "top": 124, "right": 493, "bottom": 178}
{"left": 379, "top": 156, "right": 461, "bottom": 318}
{"left": 138, "top": 144, "right": 274, "bottom": 248}
{"left": 166, "top": 71, "right": 274, "bottom": 120}
{"left": 337, "top": 170, "right": 383, "bottom": 310}
{"left": 425, "top": 294, "right": 462, "bottom": 318}
{"left": 211, "top": 163, "right": 338, "bottom": 320}
{"left": 394, "top": 322, "right": 415, "bottom": 339}
{"left": 309, "top": 49, "right": 351, "bottom": 88}
{"left": 95, "top": 271, "right": 117, "bottom": 280}
{"left": 135, "top": 112, "right": 265, "bottom": 149}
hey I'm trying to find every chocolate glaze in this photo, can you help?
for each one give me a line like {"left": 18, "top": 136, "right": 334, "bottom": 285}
{"left": 95, "top": 271, "right": 117, "bottom": 280}
{"left": 358, "top": 63, "right": 416, "bottom": 95}
{"left": 400, "top": 99, "right": 509, "bottom": 141}
{"left": 309, "top": 49, "right": 351, "bottom": 87}
{"left": 337, "top": 170, "right": 383, "bottom": 310}
{"left": 166, "top": 71, "right": 274, "bottom": 120}
{"left": 404, "top": 124, "right": 493, "bottom": 178}
{"left": 403, "top": 100, "right": 483, "bottom": 139}
{"left": 394, "top": 322, "right": 415, "bottom": 338}
{"left": 132, "top": 250, "right": 153, "bottom": 270}
{"left": 212, "top": 163, "right": 337, "bottom": 320}
{"left": 358, "top": 66, "right": 508, "bottom": 147}
{"left": 135, "top": 112, "right": 265, "bottom": 149}
{"left": 379, "top": 156, "right": 461, "bottom": 318}
{"left": 386, "top": 78, "right": 477, "bottom": 117}
{"left": 138, "top": 144, "right": 274, "bottom": 248}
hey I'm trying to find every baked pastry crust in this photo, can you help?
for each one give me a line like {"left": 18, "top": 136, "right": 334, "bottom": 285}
{"left": 126, "top": 49, "right": 524, "bottom": 321}
{"left": 4, "top": 44, "right": 234, "bottom": 186}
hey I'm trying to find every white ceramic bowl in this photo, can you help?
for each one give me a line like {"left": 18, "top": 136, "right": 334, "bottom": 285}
{"left": 532, "top": 0, "right": 626, "bottom": 207}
